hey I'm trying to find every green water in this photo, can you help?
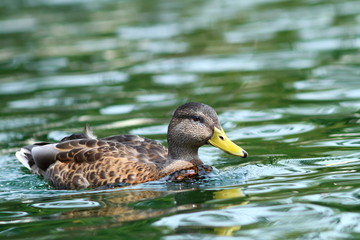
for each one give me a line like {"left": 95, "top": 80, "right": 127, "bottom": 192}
{"left": 1, "top": 0, "right": 360, "bottom": 239}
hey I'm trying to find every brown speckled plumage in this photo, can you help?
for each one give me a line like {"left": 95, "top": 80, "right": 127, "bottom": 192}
{"left": 45, "top": 136, "right": 168, "bottom": 189}
{"left": 16, "top": 102, "right": 247, "bottom": 190}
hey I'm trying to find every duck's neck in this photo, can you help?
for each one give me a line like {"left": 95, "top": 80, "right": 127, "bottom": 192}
{"left": 159, "top": 142, "right": 204, "bottom": 176}
{"left": 168, "top": 142, "right": 200, "bottom": 162}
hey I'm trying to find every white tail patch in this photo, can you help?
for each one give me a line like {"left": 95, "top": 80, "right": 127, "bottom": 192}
{"left": 15, "top": 148, "right": 31, "bottom": 170}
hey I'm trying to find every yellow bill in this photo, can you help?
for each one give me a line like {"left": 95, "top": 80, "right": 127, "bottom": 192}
{"left": 208, "top": 127, "right": 248, "bottom": 158}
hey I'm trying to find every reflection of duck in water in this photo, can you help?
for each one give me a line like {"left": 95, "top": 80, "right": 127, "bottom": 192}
{"left": 16, "top": 102, "right": 247, "bottom": 189}
{"left": 59, "top": 187, "right": 248, "bottom": 235}
{"left": 62, "top": 190, "right": 170, "bottom": 226}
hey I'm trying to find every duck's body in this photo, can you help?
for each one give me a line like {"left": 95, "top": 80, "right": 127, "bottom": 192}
{"left": 19, "top": 132, "right": 172, "bottom": 189}
{"left": 16, "top": 102, "right": 247, "bottom": 190}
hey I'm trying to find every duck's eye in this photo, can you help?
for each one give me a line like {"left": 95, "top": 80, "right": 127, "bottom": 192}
{"left": 192, "top": 115, "right": 202, "bottom": 122}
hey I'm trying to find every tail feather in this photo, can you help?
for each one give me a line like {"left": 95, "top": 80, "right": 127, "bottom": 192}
{"left": 16, "top": 148, "right": 33, "bottom": 170}
{"left": 16, "top": 124, "right": 96, "bottom": 175}
{"left": 16, "top": 143, "right": 49, "bottom": 174}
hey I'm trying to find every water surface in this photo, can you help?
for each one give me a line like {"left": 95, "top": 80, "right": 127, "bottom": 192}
{"left": 1, "top": 0, "right": 360, "bottom": 239}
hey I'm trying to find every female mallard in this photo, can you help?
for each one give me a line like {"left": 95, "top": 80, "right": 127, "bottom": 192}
{"left": 16, "top": 102, "right": 247, "bottom": 190}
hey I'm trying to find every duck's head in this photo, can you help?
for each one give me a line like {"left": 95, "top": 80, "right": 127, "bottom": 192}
{"left": 167, "top": 102, "right": 247, "bottom": 161}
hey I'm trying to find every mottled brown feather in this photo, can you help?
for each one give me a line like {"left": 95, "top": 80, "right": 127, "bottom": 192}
{"left": 43, "top": 137, "right": 170, "bottom": 189}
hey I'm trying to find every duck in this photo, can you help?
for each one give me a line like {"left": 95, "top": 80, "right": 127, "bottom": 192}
{"left": 16, "top": 102, "right": 248, "bottom": 190}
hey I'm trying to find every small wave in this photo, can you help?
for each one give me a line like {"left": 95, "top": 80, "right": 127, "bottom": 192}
{"left": 32, "top": 199, "right": 100, "bottom": 209}
{"left": 228, "top": 123, "right": 316, "bottom": 140}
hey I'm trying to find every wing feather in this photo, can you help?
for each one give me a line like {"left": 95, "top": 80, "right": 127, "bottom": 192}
{"left": 45, "top": 136, "right": 168, "bottom": 189}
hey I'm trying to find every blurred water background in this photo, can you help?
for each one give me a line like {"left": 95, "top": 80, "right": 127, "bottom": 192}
{"left": 1, "top": 0, "right": 360, "bottom": 239}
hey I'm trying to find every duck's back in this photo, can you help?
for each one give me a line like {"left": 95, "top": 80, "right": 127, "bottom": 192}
{"left": 17, "top": 133, "right": 169, "bottom": 189}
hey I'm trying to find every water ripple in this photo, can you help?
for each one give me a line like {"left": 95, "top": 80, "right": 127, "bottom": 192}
{"left": 0, "top": 18, "right": 37, "bottom": 34}
{"left": 292, "top": 66, "right": 360, "bottom": 92}
{"left": 8, "top": 97, "right": 75, "bottom": 109}
{"left": 0, "top": 132, "right": 23, "bottom": 142}
{"left": 32, "top": 199, "right": 100, "bottom": 209}
{"left": 152, "top": 74, "right": 198, "bottom": 85}
{"left": 228, "top": 123, "right": 316, "bottom": 140}
{"left": 220, "top": 110, "right": 282, "bottom": 122}
{"left": 293, "top": 79, "right": 338, "bottom": 91}
{"left": 154, "top": 202, "right": 335, "bottom": 232}
{"left": 295, "top": 38, "right": 351, "bottom": 52}
{"left": 0, "top": 211, "right": 28, "bottom": 219}
{"left": 136, "top": 93, "right": 175, "bottom": 103}
{"left": 314, "top": 139, "right": 360, "bottom": 147}
{"left": 154, "top": 207, "right": 258, "bottom": 228}
{"left": 225, "top": 9, "right": 332, "bottom": 44}
{"left": 139, "top": 41, "right": 188, "bottom": 54}
{"left": 294, "top": 89, "right": 360, "bottom": 101}
{"left": 130, "top": 124, "right": 168, "bottom": 136}
{"left": 100, "top": 104, "right": 136, "bottom": 115}
{"left": 0, "top": 117, "right": 47, "bottom": 130}
{"left": 130, "top": 52, "right": 316, "bottom": 74}
{"left": 118, "top": 24, "right": 183, "bottom": 40}
{"left": 0, "top": 71, "right": 127, "bottom": 95}
{"left": 274, "top": 105, "right": 346, "bottom": 116}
